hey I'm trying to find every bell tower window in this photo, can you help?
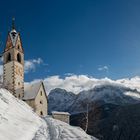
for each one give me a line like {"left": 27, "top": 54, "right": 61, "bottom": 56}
{"left": 7, "top": 53, "right": 11, "bottom": 62}
{"left": 17, "top": 53, "right": 21, "bottom": 63}
{"left": 40, "top": 111, "right": 43, "bottom": 116}
{"left": 18, "top": 45, "right": 20, "bottom": 49}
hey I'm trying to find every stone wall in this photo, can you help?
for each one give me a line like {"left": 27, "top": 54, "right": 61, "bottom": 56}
{"left": 35, "top": 85, "right": 48, "bottom": 117}
{"left": 52, "top": 111, "right": 70, "bottom": 124}
{"left": 25, "top": 99, "right": 35, "bottom": 110}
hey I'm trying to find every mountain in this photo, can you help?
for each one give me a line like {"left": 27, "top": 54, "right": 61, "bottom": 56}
{"left": 71, "top": 103, "right": 140, "bottom": 140}
{"left": 48, "top": 84, "right": 140, "bottom": 114}
{"left": 48, "top": 88, "right": 77, "bottom": 113}
{"left": 0, "top": 88, "right": 97, "bottom": 140}
{"left": 48, "top": 84, "right": 140, "bottom": 139}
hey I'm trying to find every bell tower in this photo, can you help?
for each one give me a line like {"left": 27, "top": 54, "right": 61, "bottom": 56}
{"left": 3, "top": 19, "right": 24, "bottom": 99}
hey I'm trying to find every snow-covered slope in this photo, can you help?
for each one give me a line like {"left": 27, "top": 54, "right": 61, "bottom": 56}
{"left": 48, "top": 84, "right": 140, "bottom": 114}
{"left": 0, "top": 88, "right": 96, "bottom": 140}
{"left": 0, "top": 88, "right": 48, "bottom": 140}
{"left": 44, "top": 117, "right": 96, "bottom": 140}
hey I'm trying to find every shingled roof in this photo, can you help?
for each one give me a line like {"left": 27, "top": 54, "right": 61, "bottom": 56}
{"left": 23, "top": 81, "right": 43, "bottom": 100}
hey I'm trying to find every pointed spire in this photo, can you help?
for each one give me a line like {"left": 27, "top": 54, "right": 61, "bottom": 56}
{"left": 12, "top": 17, "right": 15, "bottom": 30}
{"left": 10, "top": 18, "right": 18, "bottom": 46}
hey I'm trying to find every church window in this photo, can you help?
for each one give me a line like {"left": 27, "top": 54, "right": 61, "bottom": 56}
{"left": 18, "top": 94, "right": 20, "bottom": 99}
{"left": 18, "top": 82, "right": 20, "bottom": 86}
{"left": 7, "top": 53, "right": 11, "bottom": 62}
{"left": 40, "top": 100, "right": 43, "bottom": 104}
{"left": 17, "top": 53, "right": 21, "bottom": 63}
{"left": 40, "top": 91, "right": 42, "bottom": 96}
{"left": 11, "top": 32, "right": 16, "bottom": 39}
{"left": 18, "top": 45, "right": 20, "bottom": 49}
{"left": 40, "top": 111, "right": 43, "bottom": 116}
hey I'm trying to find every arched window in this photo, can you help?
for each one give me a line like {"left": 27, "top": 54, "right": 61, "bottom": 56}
{"left": 7, "top": 53, "right": 11, "bottom": 62}
{"left": 40, "top": 91, "right": 42, "bottom": 96}
{"left": 17, "top": 53, "right": 21, "bottom": 63}
{"left": 40, "top": 111, "right": 43, "bottom": 116}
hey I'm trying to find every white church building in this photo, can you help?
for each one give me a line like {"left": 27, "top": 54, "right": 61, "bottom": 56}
{"left": 3, "top": 19, "right": 48, "bottom": 117}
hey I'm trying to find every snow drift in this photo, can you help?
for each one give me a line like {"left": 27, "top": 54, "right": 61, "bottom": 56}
{"left": 0, "top": 88, "right": 96, "bottom": 140}
{"left": 0, "top": 89, "right": 47, "bottom": 140}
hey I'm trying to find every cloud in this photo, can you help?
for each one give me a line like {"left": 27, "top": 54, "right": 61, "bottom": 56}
{"left": 64, "top": 73, "right": 75, "bottom": 76}
{"left": 43, "top": 75, "right": 117, "bottom": 94}
{"left": 98, "top": 66, "right": 109, "bottom": 71}
{"left": 24, "top": 58, "right": 43, "bottom": 73}
{"left": 0, "top": 58, "right": 43, "bottom": 76}
{"left": 26, "top": 74, "right": 140, "bottom": 95}
{"left": 116, "top": 76, "right": 140, "bottom": 91}
{"left": 26, "top": 75, "right": 117, "bottom": 94}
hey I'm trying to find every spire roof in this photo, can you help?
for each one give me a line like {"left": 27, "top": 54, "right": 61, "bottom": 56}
{"left": 12, "top": 17, "right": 15, "bottom": 30}
{"left": 9, "top": 18, "right": 18, "bottom": 47}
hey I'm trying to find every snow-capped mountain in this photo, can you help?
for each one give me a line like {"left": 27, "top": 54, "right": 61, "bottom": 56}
{"left": 48, "top": 88, "right": 77, "bottom": 113}
{"left": 48, "top": 84, "right": 140, "bottom": 114}
{"left": 0, "top": 88, "right": 97, "bottom": 140}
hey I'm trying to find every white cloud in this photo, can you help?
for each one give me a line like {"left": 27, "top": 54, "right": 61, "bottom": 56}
{"left": 0, "top": 58, "right": 43, "bottom": 78}
{"left": 98, "top": 66, "right": 109, "bottom": 71}
{"left": 32, "top": 58, "right": 43, "bottom": 64}
{"left": 24, "top": 58, "right": 43, "bottom": 73}
{"left": 64, "top": 73, "right": 75, "bottom": 76}
{"left": 116, "top": 76, "right": 140, "bottom": 91}
{"left": 26, "top": 75, "right": 140, "bottom": 95}
{"left": 26, "top": 75, "right": 117, "bottom": 94}
{"left": 0, "top": 58, "right": 43, "bottom": 76}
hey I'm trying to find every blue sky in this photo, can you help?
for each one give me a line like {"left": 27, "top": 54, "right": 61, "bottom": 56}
{"left": 1, "top": 0, "right": 140, "bottom": 81}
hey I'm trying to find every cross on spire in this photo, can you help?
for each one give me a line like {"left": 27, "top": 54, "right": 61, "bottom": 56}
{"left": 12, "top": 17, "right": 15, "bottom": 30}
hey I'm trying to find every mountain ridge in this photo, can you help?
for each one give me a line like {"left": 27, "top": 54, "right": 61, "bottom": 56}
{"left": 48, "top": 83, "right": 140, "bottom": 114}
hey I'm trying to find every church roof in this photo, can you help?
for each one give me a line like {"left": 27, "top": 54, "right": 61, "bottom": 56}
{"left": 9, "top": 18, "right": 18, "bottom": 47}
{"left": 23, "top": 81, "right": 43, "bottom": 100}
{"left": 4, "top": 19, "right": 24, "bottom": 53}
{"left": 52, "top": 111, "right": 70, "bottom": 115}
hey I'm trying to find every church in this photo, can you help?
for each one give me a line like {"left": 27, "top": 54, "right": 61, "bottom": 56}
{"left": 3, "top": 19, "right": 48, "bottom": 117}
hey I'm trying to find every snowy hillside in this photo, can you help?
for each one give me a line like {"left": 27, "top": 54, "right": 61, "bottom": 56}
{"left": 0, "top": 89, "right": 45, "bottom": 140}
{"left": 0, "top": 88, "right": 96, "bottom": 140}
{"left": 44, "top": 117, "right": 96, "bottom": 140}
{"left": 48, "top": 84, "right": 140, "bottom": 114}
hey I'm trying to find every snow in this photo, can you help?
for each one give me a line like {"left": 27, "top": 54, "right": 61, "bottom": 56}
{"left": 0, "top": 89, "right": 44, "bottom": 140}
{"left": 48, "top": 84, "right": 140, "bottom": 114}
{"left": 124, "top": 91, "right": 140, "bottom": 99}
{"left": 0, "top": 88, "right": 96, "bottom": 140}
{"left": 48, "top": 88, "right": 76, "bottom": 113}
{"left": 44, "top": 117, "right": 97, "bottom": 140}
{"left": 52, "top": 111, "right": 70, "bottom": 115}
